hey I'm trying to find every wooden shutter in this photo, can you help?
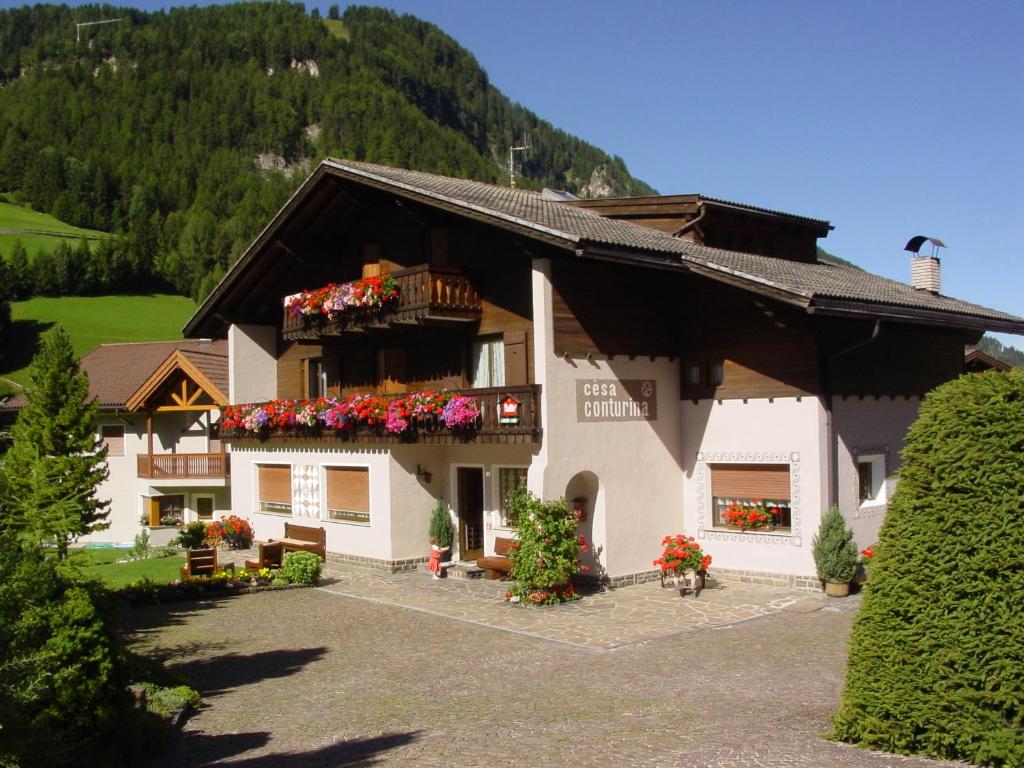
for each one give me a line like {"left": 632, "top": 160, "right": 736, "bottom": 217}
{"left": 258, "top": 465, "right": 291, "bottom": 505}
{"left": 503, "top": 330, "right": 528, "bottom": 386}
{"left": 710, "top": 464, "right": 790, "bottom": 500}
{"left": 326, "top": 467, "right": 369, "bottom": 513}
{"left": 101, "top": 425, "right": 124, "bottom": 457}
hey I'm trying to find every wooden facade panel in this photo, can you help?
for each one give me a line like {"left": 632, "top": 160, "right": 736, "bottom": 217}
{"left": 823, "top": 320, "right": 968, "bottom": 396}
{"left": 679, "top": 277, "right": 819, "bottom": 400}
{"left": 551, "top": 259, "right": 679, "bottom": 357}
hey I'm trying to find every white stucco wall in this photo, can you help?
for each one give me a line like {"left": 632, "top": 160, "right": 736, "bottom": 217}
{"left": 681, "top": 396, "right": 829, "bottom": 578}
{"left": 229, "top": 442, "right": 536, "bottom": 563}
{"left": 832, "top": 395, "right": 921, "bottom": 549}
{"left": 228, "top": 324, "right": 277, "bottom": 404}
{"left": 85, "top": 413, "right": 230, "bottom": 545}
{"left": 529, "top": 258, "right": 686, "bottom": 580}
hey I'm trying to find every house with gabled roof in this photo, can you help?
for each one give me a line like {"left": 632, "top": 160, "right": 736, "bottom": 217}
{"left": 183, "top": 159, "right": 1024, "bottom": 587}
{"left": 62, "top": 339, "right": 231, "bottom": 544}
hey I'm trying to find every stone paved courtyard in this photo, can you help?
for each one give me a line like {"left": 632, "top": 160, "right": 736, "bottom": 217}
{"left": 127, "top": 562, "right": 966, "bottom": 767}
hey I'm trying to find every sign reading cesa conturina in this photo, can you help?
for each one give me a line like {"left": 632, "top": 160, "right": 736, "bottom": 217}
{"left": 576, "top": 379, "right": 657, "bottom": 422}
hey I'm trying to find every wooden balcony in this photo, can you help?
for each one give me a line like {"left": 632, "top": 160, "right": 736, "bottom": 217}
{"left": 137, "top": 453, "right": 231, "bottom": 479}
{"left": 220, "top": 385, "right": 541, "bottom": 445}
{"left": 282, "top": 265, "right": 482, "bottom": 341}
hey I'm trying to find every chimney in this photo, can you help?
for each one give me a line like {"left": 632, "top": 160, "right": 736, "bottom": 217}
{"left": 904, "top": 235, "right": 945, "bottom": 294}
{"left": 911, "top": 255, "right": 941, "bottom": 293}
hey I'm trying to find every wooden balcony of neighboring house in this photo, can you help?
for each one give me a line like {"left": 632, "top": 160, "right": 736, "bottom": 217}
{"left": 220, "top": 384, "right": 542, "bottom": 445}
{"left": 137, "top": 453, "right": 231, "bottom": 479}
{"left": 281, "top": 264, "right": 482, "bottom": 341}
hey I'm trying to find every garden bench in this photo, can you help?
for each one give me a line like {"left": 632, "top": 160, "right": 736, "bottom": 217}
{"left": 476, "top": 536, "right": 515, "bottom": 580}
{"left": 179, "top": 547, "right": 233, "bottom": 581}
{"left": 271, "top": 522, "right": 327, "bottom": 561}
{"left": 245, "top": 541, "right": 284, "bottom": 571}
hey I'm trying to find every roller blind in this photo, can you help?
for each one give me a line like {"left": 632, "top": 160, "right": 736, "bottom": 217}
{"left": 326, "top": 467, "right": 369, "bottom": 513}
{"left": 710, "top": 464, "right": 790, "bottom": 500}
{"left": 101, "top": 425, "right": 124, "bottom": 457}
{"left": 258, "top": 465, "right": 292, "bottom": 505}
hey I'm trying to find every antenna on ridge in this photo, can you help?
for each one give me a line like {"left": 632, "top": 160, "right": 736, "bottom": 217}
{"left": 508, "top": 133, "right": 530, "bottom": 188}
{"left": 76, "top": 18, "right": 124, "bottom": 44}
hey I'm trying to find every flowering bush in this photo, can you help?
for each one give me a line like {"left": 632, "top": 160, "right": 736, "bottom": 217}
{"left": 505, "top": 488, "right": 588, "bottom": 605}
{"left": 653, "top": 534, "right": 712, "bottom": 574}
{"left": 860, "top": 545, "right": 875, "bottom": 565}
{"left": 206, "top": 515, "right": 253, "bottom": 549}
{"left": 284, "top": 273, "right": 400, "bottom": 319}
{"left": 722, "top": 500, "right": 777, "bottom": 530}
{"left": 222, "top": 391, "right": 481, "bottom": 438}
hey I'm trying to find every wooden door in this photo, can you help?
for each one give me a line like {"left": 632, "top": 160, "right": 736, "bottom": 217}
{"left": 457, "top": 467, "right": 484, "bottom": 561}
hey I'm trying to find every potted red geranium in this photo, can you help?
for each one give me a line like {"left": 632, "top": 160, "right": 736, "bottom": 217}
{"left": 653, "top": 534, "right": 712, "bottom": 597}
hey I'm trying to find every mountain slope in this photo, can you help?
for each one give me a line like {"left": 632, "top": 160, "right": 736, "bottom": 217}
{"left": 0, "top": 3, "right": 654, "bottom": 301}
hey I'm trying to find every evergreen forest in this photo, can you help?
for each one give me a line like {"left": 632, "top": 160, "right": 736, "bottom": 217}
{"left": 0, "top": 2, "right": 655, "bottom": 303}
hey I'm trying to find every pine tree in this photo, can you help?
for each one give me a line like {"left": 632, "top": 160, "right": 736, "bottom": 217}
{"left": 2, "top": 326, "right": 109, "bottom": 557}
{"left": 8, "top": 239, "right": 31, "bottom": 298}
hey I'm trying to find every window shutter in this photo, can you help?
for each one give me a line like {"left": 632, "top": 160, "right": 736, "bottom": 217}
{"left": 258, "top": 465, "right": 292, "bottom": 505}
{"left": 710, "top": 464, "right": 790, "bottom": 500}
{"left": 101, "top": 425, "right": 124, "bottom": 457}
{"left": 326, "top": 467, "right": 369, "bottom": 514}
{"left": 503, "top": 330, "right": 527, "bottom": 386}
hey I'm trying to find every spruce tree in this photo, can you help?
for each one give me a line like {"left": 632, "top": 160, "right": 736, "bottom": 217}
{"left": 2, "top": 326, "right": 109, "bottom": 556}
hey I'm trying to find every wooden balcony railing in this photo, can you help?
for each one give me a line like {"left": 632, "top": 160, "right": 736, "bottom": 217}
{"left": 282, "top": 264, "right": 482, "bottom": 341}
{"left": 137, "top": 453, "right": 231, "bottom": 479}
{"left": 220, "top": 385, "right": 541, "bottom": 445}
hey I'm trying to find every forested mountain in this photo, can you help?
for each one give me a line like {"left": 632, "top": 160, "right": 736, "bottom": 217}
{"left": 0, "top": 3, "right": 654, "bottom": 301}
{"left": 977, "top": 336, "right": 1024, "bottom": 368}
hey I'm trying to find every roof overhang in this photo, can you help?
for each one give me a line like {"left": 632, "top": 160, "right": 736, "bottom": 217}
{"left": 806, "top": 297, "right": 1024, "bottom": 335}
{"left": 124, "top": 350, "right": 228, "bottom": 412}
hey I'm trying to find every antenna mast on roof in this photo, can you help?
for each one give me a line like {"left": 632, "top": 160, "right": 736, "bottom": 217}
{"left": 76, "top": 18, "right": 124, "bottom": 44}
{"left": 508, "top": 134, "right": 530, "bottom": 188}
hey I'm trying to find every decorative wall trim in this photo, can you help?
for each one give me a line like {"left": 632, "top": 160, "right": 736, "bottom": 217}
{"left": 695, "top": 451, "right": 802, "bottom": 547}
{"left": 292, "top": 464, "right": 320, "bottom": 518}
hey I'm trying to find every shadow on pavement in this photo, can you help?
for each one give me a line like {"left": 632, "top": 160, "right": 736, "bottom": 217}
{"left": 170, "top": 646, "right": 330, "bottom": 699}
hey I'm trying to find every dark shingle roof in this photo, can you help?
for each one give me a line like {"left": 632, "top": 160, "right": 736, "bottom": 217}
{"left": 328, "top": 159, "right": 1023, "bottom": 329}
{"left": 81, "top": 339, "right": 227, "bottom": 409}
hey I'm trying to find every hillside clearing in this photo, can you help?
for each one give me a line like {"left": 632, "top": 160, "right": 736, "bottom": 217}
{"left": 3, "top": 294, "right": 197, "bottom": 389}
{"left": 0, "top": 201, "right": 107, "bottom": 260}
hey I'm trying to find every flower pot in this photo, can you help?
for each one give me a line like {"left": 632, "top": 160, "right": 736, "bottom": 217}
{"left": 824, "top": 579, "right": 850, "bottom": 598}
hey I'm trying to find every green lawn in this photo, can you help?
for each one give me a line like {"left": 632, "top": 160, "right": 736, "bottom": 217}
{"left": 67, "top": 547, "right": 186, "bottom": 589}
{"left": 2, "top": 294, "right": 197, "bottom": 389}
{"left": 0, "top": 201, "right": 106, "bottom": 260}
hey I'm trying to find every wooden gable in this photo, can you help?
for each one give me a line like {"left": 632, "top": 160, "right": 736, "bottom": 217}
{"left": 124, "top": 350, "right": 228, "bottom": 412}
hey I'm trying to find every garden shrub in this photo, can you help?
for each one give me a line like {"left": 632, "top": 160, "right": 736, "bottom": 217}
{"left": 282, "top": 551, "right": 323, "bottom": 585}
{"left": 174, "top": 521, "right": 207, "bottom": 550}
{"left": 832, "top": 370, "right": 1024, "bottom": 766}
{"left": 506, "top": 488, "right": 587, "bottom": 605}
{"left": 427, "top": 497, "right": 454, "bottom": 550}
{"left": 0, "top": 534, "right": 136, "bottom": 767}
{"left": 811, "top": 506, "right": 858, "bottom": 583}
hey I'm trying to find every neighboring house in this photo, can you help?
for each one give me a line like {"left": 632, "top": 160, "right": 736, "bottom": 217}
{"left": 964, "top": 346, "right": 1012, "bottom": 373}
{"left": 2, "top": 340, "right": 232, "bottom": 544}
{"left": 165, "top": 160, "right": 1024, "bottom": 587}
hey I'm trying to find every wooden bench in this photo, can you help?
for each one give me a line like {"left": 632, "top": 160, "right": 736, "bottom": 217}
{"left": 245, "top": 541, "right": 284, "bottom": 571}
{"left": 179, "top": 547, "right": 233, "bottom": 581}
{"left": 476, "top": 537, "right": 515, "bottom": 580}
{"left": 271, "top": 522, "right": 327, "bottom": 561}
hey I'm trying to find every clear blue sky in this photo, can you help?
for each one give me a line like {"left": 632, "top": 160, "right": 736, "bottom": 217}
{"left": 30, "top": 0, "right": 1024, "bottom": 344}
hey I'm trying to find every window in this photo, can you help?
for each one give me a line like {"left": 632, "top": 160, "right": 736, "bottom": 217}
{"left": 157, "top": 495, "right": 184, "bottom": 526}
{"left": 709, "top": 361, "right": 725, "bottom": 386}
{"left": 857, "top": 453, "right": 886, "bottom": 506}
{"left": 306, "top": 358, "right": 327, "bottom": 398}
{"left": 710, "top": 463, "right": 791, "bottom": 530}
{"left": 195, "top": 496, "right": 214, "bottom": 521}
{"left": 497, "top": 467, "right": 528, "bottom": 527}
{"left": 257, "top": 464, "right": 292, "bottom": 515}
{"left": 101, "top": 425, "right": 124, "bottom": 457}
{"left": 324, "top": 466, "right": 370, "bottom": 524}
{"left": 469, "top": 335, "right": 505, "bottom": 389}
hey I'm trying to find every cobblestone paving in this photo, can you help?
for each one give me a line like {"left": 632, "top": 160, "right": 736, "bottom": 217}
{"left": 128, "top": 562, "right": 964, "bottom": 768}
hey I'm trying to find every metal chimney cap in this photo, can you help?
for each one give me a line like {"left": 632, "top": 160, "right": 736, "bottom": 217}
{"left": 904, "top": 235, "right": 947, "bottom": 254}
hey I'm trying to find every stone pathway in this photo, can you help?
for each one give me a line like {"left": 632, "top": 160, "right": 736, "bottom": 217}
{"left": 224, "top": 549, "right": 843, "bottom": 651}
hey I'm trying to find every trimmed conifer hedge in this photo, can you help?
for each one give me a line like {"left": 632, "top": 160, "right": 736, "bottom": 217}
{"left": 831, "top": 370, "right": 1024, "bottom": 766}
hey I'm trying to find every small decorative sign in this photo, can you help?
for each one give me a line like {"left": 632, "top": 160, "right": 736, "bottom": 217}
{"left": 499, "top": 396, "right": 520, "bottom": 425}
{"left": 576, "top": 379, "right": 657, "bottom": 422}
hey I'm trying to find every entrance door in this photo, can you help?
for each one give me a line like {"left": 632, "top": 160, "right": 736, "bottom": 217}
{"left": 457, "top": 467, "right": 484, "bottom": 561}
